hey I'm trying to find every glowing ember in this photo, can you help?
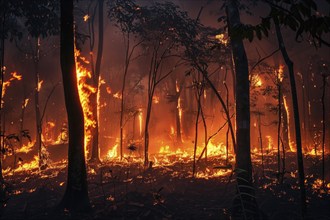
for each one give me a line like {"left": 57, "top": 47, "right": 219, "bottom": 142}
{"left": 215, "top": 34, "right": 228, "bottom": 45}
{"left": 2, "top": 72, "right": 22, "bottom": 105}
{"left": 278, "top": 65, "right": 284, "bottom": 82}
{"left": 153, "top": 95, "right": 160, "bottom": 104}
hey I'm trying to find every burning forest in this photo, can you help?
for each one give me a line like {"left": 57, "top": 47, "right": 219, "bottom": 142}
{"left": 0, "top": 0, "right": 329, "bottom": 219}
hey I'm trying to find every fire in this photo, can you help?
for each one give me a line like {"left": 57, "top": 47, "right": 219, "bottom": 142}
{"left": 22, "top": 98, "right": 30, "bottom": 108}
{"left": 283, "top": 95, "right": 295, "bottom": 152}
{"left": 139, "top": 109, "right": 143, "bottom": 137}
{"left": 254, "top": 74, "right": 262, "bottom": 87}
{"left": 37, "top": 79, "right": 44, "bottom": 92}
{"left": 107, "top": 144, "right": 118, "bottom": 159}
{"left": 16, "top": 141, "right": 35, "bottom": 154}
{"left": 215, "top": 34, "right": 228, "bottom": 45}
{"left": 278, "top": 65, "right": 284, "bottom": 82}
{"left": 265, "top": 135, "right": 273, "bottom": 152}
{"left": 75, "top": 49, "right": 97, "bottom": 157}
{"left": 2, "top": 72, "right": 22, "bottom": 103}
{"left": 83, "top": 14, "right": 90, "bottom": 22}
{"left": 113, "top": 92, "right": 122, "bottom": 99}
{"left": 153, "top": 95, "right": 160, "bottom": 104}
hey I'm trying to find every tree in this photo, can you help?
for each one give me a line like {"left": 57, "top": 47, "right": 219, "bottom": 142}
{"left": 86, "top": 0, "right": 104, "bottom": 163}
{"left": 58, "top": 0, "right": 90, "bottom": 211}
{"left": 108, "top": 0, "right": 144, "bottom": 160}
{"left": 226, "top": 0, "right": 259, "bottom": 218}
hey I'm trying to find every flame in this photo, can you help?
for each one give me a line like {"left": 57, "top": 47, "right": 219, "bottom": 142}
{"left": 107, "top": 144, "right": 118, "bottom": 159}
{"left": 283, "top": 96, "right": 295, "bottom": 152}
{"left": 253, "top": 74, "right": 262, "bottom": 87}
{"left": 16, "top": 141, "right": 35, "bottom": 154}
{"left": 106, "top": 86, "right": 112, "bottom": 94}
{"left": 37, "top": 80, "right": 44, "bottom": 92}
{"left": 215, "top": 34, "right": 228, "bottom": 45}
{"left": 153, "top": 95, "right": 160, "bottom": 104}
{"left": 278, "top": 65, "right": 284, "bottom": 82}
{"left": 113, "top": 92, "right": 122, "bottom": 99}
{"left": 2, "top": 72, "right": 22, "bottom": 103}
{"left": 83, "top": 14, "right": 90, "bottom": 22}
{"left": 75, "top": 49, "right": 97, "bottom": 157}
{"left": 170, "top": 126, "right": 175, "bottom": 135}
{"left": 139, "top": 109, "right": 143, "bottom": 136}
{"left": 265, "top": 135, "right": 273, "bottom": 152}
{"left": 22, "top": 98, "right": 30, "bottom": 108}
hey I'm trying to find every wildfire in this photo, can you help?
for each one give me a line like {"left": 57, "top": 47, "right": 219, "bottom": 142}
{"left": 107, "top": 144, "right": 118, "bottom": 159}
{"left": 278, "top": 65, "right": 284, "bottom": 82}
{"left": 16, "top": 141, "right": 35, "bottom": 154}
{"left": 75, "top": 49, "right": 97, "bottom": 157}
{"left": 37, "top": 79, "right": 44, "bottom": 92}
{"left": 215, "top": 34, "right": 228, "bottom": 45}
{"left": 113, "top": 92, "right": 122, "bottom": 99}
{"left": 265, "top": 135, "right": 273, "bottom": 152}
{"left": 283, "top": 95, "right": 295, "bottom": 152}
{"left": 2, "top": 72, "right": 22, "bottom": 104}
{"left": 22, "top": 98, "right": 30, "bottom": 108}
{"left": 139, "top": 109, "right": 143, "bottom": 137}
{"left": 153, "top": 95, "right": 160, "bottom": 104}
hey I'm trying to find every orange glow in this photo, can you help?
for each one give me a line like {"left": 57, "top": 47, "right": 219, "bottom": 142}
{"left": 283, "top": 96, "right": 295, "bottom": 152}
{"left": 75, "top": 49, "right": 97, "bottom": 158}
{"left": 153, "top": 95, "right": 160, "bottom": 104}
{"left": 278, "top": 65, "right": 284, "bottom": 82}
{"left": 37, "top": 80, "right": 44, "bottom": 92}
{"left": 107, "top": 144, "right": 118, "bottom": 159}
{"left": 139, "top": 109, "right": 143, "bottom": 136}
{"left": 2, "top": 72, "right": 22, "bottom": 103}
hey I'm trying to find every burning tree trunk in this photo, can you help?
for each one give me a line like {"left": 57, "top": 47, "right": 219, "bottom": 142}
{"left": 276, "top": 67, "right": 283, "bottom": 180}
{"left": 59, "top": 0, "right": 90, "bottom": 211}
{"left": 89, "top": 0, "right": 104, "bottom": 163}
{"left": 226, "top": 0, "right": 259, "bottom": 218}
{"left": 274, "top": 17, "right": 306, "bottom": 216}
{"left": 33, "top": 37, "right": 44, "bottom": 169}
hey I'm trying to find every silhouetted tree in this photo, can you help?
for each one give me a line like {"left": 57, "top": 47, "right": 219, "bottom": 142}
{"left": 58, "top": 0, "right": 90, "bottom": 211}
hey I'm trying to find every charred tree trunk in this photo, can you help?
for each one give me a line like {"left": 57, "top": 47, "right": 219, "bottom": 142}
{"left": 321, "top": 74, "right": 327, "bottom": 187}
{"left": 226, "top": 1, "right": 259, "bottom": 218}
{"left": 257, "top": 112, "right": 264, "bottom": 176}
{"left": 277, "top": 81, "right": 282, "bottom": 180}
{"left": 59, "top": 0, "right": 90, "bottom": 211}
{"left": 34, "top": 37, "right": 43, "bottom": 169}
{"left": 90, "top": 0, "right": 104, "bottom": 163}
{"left": 274, "top": 17, "right": 306, "bottom": 216}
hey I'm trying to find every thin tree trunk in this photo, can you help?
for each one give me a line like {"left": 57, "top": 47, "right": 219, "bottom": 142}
{"left": 257, "top": 112, "right": 264, "bottom": 176}
{"left": 90, "top": 0, "right": 104, "bottom": 163}
{"left": 274, "top": 17, "right": 306, "bottom": 217}
{"left": 226, "top": 1, "right": 259, "bottom": 218}
{"left": 193, "top": 86, "right": 202, "bottom": 177}
{"left": 59, "top": 0, "right": 90, "bottom": 211}
{"left": 277, "top": 82, "right": 282, "bottom": 180}
{"left": 321, "top": 75, "right": 326, "bottom": 187}
{"left": 34, "top": 37, "right": 43, "bottom": 169}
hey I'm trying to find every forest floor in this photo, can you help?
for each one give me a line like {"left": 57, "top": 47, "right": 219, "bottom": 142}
{"left": 0, "top": 152, "right": 329, "bottom": 220}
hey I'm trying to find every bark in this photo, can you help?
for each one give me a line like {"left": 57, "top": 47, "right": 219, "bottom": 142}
{"left": 321, "top": 75, "right": 326, "bottom": 187}
{"left": 89, "top": 0, "right": 104, "bottom": 163}
{"left": 277, "top": 82, "right": 282, "bottom": 179}
{"left": 274, "top": 17, "right": 306, "bottom": 216}
{"left": 0, "top": 7, "right": 5, "bottom": 183}
{"left": 257, "top": 112, "right": 264, "bottom": 176}
{"left": 34, "top": 38, "right": 43, "bottom": 169}
{"left": 226, "top": 0, "right": 259, "bottom": 218}
{"left": 58, "top": 0, "right": 90, "bottom": 211}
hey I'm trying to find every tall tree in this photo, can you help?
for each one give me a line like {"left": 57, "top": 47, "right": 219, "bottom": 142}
{"left": 226, "top": 0, "right": 259, "bottom": 218}
{"left": 88, "top": 0, "right": 104, "bottom": 163}
{"left": 59, "top": 0, "right": 90, "bottom": 211}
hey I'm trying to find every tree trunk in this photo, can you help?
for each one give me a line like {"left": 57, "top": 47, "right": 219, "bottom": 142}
{"left": 34, "top": 37, "right": 44, "bottom": 169}
{"left": 89, "top": 0, "right": 104, "bottom": 163}
{"left": 226, "top": 1, "right": 259, "bottom": 218}
{"left": 274, "top": 17, "right": 306, "bottom": 217}
{"left": 257, "top": 112, "right": 264, "bottom": 176}
{"left": 59, "top": 0, "right": 90, "bottom": 211}
{"left": 277, "top": 82, "right": 282, "bottom": 179}
{"left": 321, "top": 75, "right": 326, "bottom": 187}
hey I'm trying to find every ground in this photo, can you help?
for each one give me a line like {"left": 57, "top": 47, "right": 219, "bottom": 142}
{"left": 0, "top": 153, "right": 329, "bottom": 220}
